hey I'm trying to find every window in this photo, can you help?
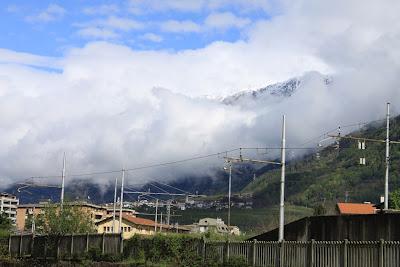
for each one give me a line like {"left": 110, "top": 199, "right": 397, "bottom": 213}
{"left": 107, "top": 227, "right": 110, "bottom": 232}
{"left": 103, "top": 227, "right": 106, "bottom": 232}
{"left": 128, "top": 227, "right": 131, "bottom": 232}
{"left": 95, "top": 214, "right": 102, "bottom": 220}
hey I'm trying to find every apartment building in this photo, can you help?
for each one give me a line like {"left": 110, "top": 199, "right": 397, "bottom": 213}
{"left": 16, "top": 201, "right": 136, "bottom": 231}
{"left": 0, "top": 193, "right": 19, "bottom": 225}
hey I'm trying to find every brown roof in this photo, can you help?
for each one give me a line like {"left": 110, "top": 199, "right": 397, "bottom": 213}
{"left": 337, "top": 203, "right": 376, "bottom": 215}
{"left": 96, "top": 214, "right": 158, "bottom": 227}
{"left": 96, "top": 215, "right": 189, "bottom": 231}
{"left": 123, "top": 215, "right": 156, "bottom": 227}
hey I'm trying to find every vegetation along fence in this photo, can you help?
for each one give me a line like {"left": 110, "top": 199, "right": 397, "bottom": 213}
{"left": 123, "top": 237, "right": 400, "bottom": 267}
{"left": 200, "top": 239, "right": 400, "bottom": 267}
{"left": 5, "top": 233, "right": 122, "bottom": 259}
{"left": 3, "top": 234, "right": 400, "bottom": 266}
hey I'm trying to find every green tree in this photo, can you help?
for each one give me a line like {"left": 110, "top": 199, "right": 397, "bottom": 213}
{"left": 390, "top": 189, "right": 400, "bottom": 210}
{"left": 35, "top": 203, "right": 95, "bottom": 235}
{"left": 0, "top": 213, "right": 12, "bottom": 237}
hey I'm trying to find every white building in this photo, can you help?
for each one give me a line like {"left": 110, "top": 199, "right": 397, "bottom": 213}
{"left": 0, "top": 193, "right": 19, "bottom": 225}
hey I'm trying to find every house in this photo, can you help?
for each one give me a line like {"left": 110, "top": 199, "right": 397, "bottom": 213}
{"left": 95, "top": 214, "right": 189, "bottom": 239}
{"left": 336, "top": 202, "right": 376, "bottom": 215}
{"left": 16, "top": 201, "right": 136, "bottom": 232}
{"left": 0, "top": 193, "right": 19, "bottom": 225}
{"left": 187, "top": 218, "right": 240, "bottom": 235}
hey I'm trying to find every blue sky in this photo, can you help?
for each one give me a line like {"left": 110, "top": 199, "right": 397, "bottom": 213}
{"left": 0, "top": 0, "right": 271, "bottom": 56}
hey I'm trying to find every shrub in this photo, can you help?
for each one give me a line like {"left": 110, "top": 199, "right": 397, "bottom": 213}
{"left": 124, "top": 234, "right": 203, "bottom": 266}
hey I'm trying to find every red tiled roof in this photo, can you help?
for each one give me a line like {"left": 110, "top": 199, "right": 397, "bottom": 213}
{"left": 96, "top": 214, "right": 189, "bottom": 231}
{"left": 122, "top": 215, "right": 156, "bottom": 227}
{"left": 337, "top": 203, "right": 376, "bottom": 215}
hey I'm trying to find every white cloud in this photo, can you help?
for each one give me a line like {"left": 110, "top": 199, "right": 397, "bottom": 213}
{"left": 128, "top": 0, "right": 206, "bottom": 13}
{"left": 160, "top": 20, "right": 202, "bottom": 33}
{"left": 127, "top": 0, "right": 272, "bottom": 14}
{"left": 74, "top": 16, "right": 144, "bottom": 40}
{"left": 2, "top": 0, "right": 400, "bottom": 186}
{"left": 77, "top": 28, "right": 119, "bottom": 39}
{"left": 6, "top": 4, "right": 20, "bottom": 13}
{"left": 100, "top": 16, "right": 144, "bottom": 31}
{"left": 83, "top": 4, "right": 120, "bottom": 15}
{"left": 26, "top": 4, "right": 66, "bottom": 23}
{"left": 205, "top": 12, "right": 251, "bottom": 29}
{"left": 140, "top": 33, "right": 163, "bottom": 43}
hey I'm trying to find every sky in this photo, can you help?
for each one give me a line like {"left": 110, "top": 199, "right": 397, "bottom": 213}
{"left": 1, "top": 0, "right": 400, "bottom": 186}
{"left": 1, "top": 0, "right": 270, "bottom": 56}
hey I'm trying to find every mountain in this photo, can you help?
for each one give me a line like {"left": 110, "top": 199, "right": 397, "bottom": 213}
{"left": 243, "top": 115, "right": 400, "bottom": 209}
{"left": 221, "top": 71, "right": 331, "bottom": 107}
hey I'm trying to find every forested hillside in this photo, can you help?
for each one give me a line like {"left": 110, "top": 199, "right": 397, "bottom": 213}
{"left": 244, "top": 116, "right": 400, "bottom": 210}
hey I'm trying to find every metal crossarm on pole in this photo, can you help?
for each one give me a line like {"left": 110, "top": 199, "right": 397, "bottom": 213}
{"left": 223, "top": 157, "right": 281, "bottom": 165}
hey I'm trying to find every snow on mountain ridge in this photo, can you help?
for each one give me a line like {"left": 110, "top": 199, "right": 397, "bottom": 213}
{"left": 221, "top": 72, "right": 331, "bottom": 107}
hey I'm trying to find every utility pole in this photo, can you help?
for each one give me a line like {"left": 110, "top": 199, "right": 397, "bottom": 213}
{"left": 154, "top": 199, "right": 159, "bottom": 233}
{"left": 160, "top": 212, "right": 163, "bottom": 232}
{"left": 279, "top": 115, "right": 286, "bottom": 241}
{"left": 118, "top": 169, "right": 125, "bottom": 234}
{"left": 60, "top": 152, "right": 66, "bottom": 210}
{"left": 385, "top": 102, "right": 390, "bottom": 210}
{"left": 112, "top": 176, "right": 118, "bottom": 233}
{"left": 228, "top": 161, "right": 232, "bottom": 230}
{"left": 166, "top": 200, "right": 171, "bottom": 225}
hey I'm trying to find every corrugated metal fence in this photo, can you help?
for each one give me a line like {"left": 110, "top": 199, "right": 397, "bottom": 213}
{"left": 202, "top": 239, "right": 400, "bottom": 267}
{"left": 5, "top": 233, "right": 122, "bottom": 259}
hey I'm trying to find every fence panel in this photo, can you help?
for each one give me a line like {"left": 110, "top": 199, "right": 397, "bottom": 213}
{"left": 254, "top": 241, "right": 279, "bottom": 267}
{"left": 314, "top": 241, "right": 342, "bottom": 267}
{"left": 205, "top": 241, "right": 225, "bottom": 263}
{"left": 347, "top": 241, "right": 379, "bottom": 267}
{"left": 87, "top": 234, "right": 103, "bottom": 252}
{"left": 20, "top": 235, "right": 32, "bottom": 257}
{"left": 384, "top": 241, "right": 400, "bottom": 267}
{"left": 283, "top": 241, "right": 308, "bottom": 267}
{"left": 228, "top": 241, "right": 250, "bottom": 263}
{"left": 103, "top": 234, "right": 120, "bottom": 254}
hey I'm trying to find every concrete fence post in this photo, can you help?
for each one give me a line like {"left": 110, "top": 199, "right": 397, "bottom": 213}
{"left": 252, "top": 239, "right": 257, "bottom": 266}
{"left": 30, "top": 234, "right": 35, "bottom": 257}
{"left": 379, "top": 239, "right": 384, "bottom": 267}
{"left": 101, "top": 233, "right": 105, "bottom": 254}
{"left": 343, "top": 239, "right": 348, "bottom": 267}
{"left": 201, "top": 237, "right": 206, "bottom": 263}
{"left": 86, "top": 233, "right": 89, "bottom": 253}
{"left": 18, "top": 234, "right": 23, "bottom": 257}
{"left": 310, "top": 239, "right": 315, "bottom": 267}
{"left": 120, "top": 233, "right": 124, "bottom": 254}
{"left": 56, "top": 236, "right": 60, "bottom": 259}
{"left": 224, "top": 240, "right": 230, "bottom": 263}
{"left": 8, "top": 234, "right": 11, "bottom": 256}
{"left": 44, "top": 237, "right": 47, "bottom": 260}
{"left": 70, "top": 234, "right": 74, "bottom": 257}
{"left": 279, "top": 239, "right": 285, "bottom": 267}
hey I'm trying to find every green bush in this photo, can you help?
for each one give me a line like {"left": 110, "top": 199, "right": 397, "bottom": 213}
{"left": 124, "top": 234, "right": 203, "bottom": 266}
{"left": 223, "top": 256, "right": 250, "bottom": 267}
{"left": 85, "top": 246, "right": 122, "bottom": 262}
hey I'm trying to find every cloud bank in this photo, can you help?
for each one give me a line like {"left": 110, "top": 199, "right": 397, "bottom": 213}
{"left": 1, "top": 0, "right": 400, "bottom": 186}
